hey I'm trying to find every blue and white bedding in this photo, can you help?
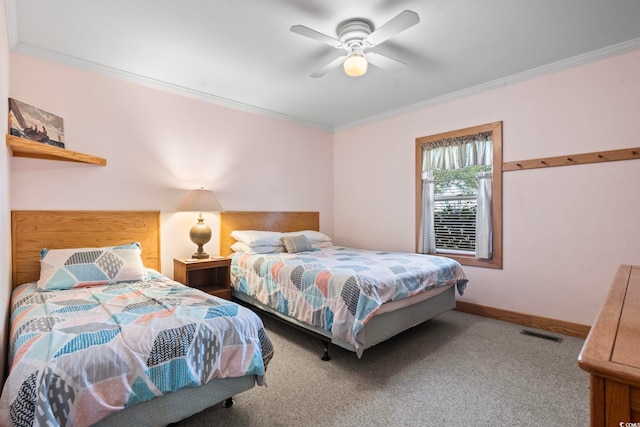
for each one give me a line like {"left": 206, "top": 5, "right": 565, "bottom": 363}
{"left": 0, "top": 273, "right": 273, "bottom": 427}
{"left": 231, "top": 246, "right": 467, "bottom": 355}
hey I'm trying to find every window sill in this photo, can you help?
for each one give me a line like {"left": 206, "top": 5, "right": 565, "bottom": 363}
{"left": 435, "top": 252, "right": 502, "bottom": 269}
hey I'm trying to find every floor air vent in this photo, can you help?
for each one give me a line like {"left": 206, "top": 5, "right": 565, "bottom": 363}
{"left": 520, "top": 330, "right": 563, "bottom": 343}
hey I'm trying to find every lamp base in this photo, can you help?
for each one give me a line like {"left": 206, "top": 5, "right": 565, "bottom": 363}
{"left": 190, "top": 214, "right": 212, "bottom": 260}
{"left": 192, "top": 250, "right": 209, "bottom": 259}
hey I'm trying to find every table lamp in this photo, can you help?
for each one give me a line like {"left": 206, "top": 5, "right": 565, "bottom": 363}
{"left": 180, "top": 188, "right": 223, "bottom": 259}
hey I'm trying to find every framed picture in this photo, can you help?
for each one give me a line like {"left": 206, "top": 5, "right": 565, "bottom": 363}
{"left": 8, "top": 98, "right": 65, "bottom": 148}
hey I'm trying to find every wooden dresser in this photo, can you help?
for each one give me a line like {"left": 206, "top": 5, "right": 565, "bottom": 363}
{"left": 578, "top": 264, "right": 640, "bottom": 426}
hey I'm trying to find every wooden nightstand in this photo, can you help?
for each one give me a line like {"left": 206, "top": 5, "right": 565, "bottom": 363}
{"left": 173, "top": 258, "right": 232, "bottom": 300}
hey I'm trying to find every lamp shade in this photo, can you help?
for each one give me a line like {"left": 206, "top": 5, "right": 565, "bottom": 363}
{"left": 343, "top": 54, "right": 368, "bottom": 77}
{"left": 180, "top": 188, "right": 223, "bottom": 212}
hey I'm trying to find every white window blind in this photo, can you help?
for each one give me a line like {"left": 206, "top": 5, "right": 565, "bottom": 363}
{"left": 430, "top": 165, "right": 490, "bottom": 255}
{"left": 433, "top": 194, "right": 477, "bottom": 254}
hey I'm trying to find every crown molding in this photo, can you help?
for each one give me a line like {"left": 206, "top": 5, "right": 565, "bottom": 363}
{"left": 11, "top": 37, "right": 640, "bottom": 133}
{"left": 9, "top": 42, "right": 334, "bottom": 132}
{"left": 334, "top": 38, "right": 640, "bottom": 132}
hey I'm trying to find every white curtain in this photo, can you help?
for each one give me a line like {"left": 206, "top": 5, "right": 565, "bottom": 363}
{"left": 418, "top": 172, "right": 436, "bottom": 254}
{"left": 475, "top": 171, "right": 493, "bottom": 259}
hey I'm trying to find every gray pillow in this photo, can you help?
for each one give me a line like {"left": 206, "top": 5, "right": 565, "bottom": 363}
{"left": 281, "top": 234, "right": 312, "bottom": 253}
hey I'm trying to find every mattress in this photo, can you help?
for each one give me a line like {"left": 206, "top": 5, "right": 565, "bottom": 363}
{"left": 94, "top": 375, "right": 256, "bottom": 426}
{"left": 231, "top": 246, "right": 467, "bottom": 355}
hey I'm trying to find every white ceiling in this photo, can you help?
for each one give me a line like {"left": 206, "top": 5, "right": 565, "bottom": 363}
{"left": 5, "top": 0, "right": 640, "bottom": 131}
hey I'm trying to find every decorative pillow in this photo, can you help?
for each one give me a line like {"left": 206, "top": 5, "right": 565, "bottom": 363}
{"left": 37, "top": 242, "right": 147, "bottom": 290}
{"left": 231, "top": 230, "right": 284, "bottom": 247}
{"left": 281, "top": 235, "right": 313, "bottom": 253}
{"left": 282, "top": 230, "right": 332, "bottom": 244}
{"left": 230, "top": 242, "right": 285, "bottom": 254}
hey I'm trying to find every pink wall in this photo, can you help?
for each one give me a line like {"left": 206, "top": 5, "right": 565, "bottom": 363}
{"left": 334, "top": 50, "right": 640, "bottom": 326}
{"left": 1, "top": 0, "right": 12, "bottom": 381}
{"left": 9, "top": 54, "right": 334, "bottom": 277}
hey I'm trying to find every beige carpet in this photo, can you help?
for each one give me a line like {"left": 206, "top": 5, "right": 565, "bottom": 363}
{"left": 176, "top": 310, "right": 589, "bottom": 427}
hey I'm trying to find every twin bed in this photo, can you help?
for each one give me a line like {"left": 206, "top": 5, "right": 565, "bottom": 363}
{"left": 220, "top": 211, "right": 468, "bottom": 359}
{"left": 1, "top": 211, "right": 273, "bottom": 427}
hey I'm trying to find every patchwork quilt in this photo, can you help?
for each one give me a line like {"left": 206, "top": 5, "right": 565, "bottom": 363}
{"left": 231, "top": 246, "right": 468, "bottom": 355}
{"left": 0, "top": 274, "right": 274, "bottom": 427}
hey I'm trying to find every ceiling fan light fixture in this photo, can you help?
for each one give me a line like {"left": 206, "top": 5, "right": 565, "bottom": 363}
{"left": 291, "top": 10, "right": 419, "bottom": 78}
{"left": 343, "top": 53, "right": 368, "bottom": 77}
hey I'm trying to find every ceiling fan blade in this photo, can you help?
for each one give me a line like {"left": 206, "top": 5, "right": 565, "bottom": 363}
{"left": 365, "top": 52, "right": 406, "bottom": 73}
{"left": 310, "top": 55, "right": 347, "bottom": 78}
{"left": 290, "top": 25, "right": 343, "bottom": 48}
{"left": 366, "top": 10, "right": 420, "bottom": 46}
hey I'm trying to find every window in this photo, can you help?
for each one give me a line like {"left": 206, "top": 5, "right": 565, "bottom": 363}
{"left": 415, "top": 122, "right": 502, "bottom": 269}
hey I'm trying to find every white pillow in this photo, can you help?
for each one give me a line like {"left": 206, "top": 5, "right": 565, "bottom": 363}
{"left": 282, "top": 230, "right": 332, "bottom": 244}
{"left": 231, "top": 230, "right": 284, "bottom": 247}
{"left": 230, "top": 241, "right": 284, "bottom": 254}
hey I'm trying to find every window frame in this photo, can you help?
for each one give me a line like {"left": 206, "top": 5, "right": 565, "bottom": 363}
{"left": 415, "top": 121, "right": 503, "bottom": 269}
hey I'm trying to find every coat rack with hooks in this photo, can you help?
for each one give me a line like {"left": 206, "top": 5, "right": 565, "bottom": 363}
{"left": 503, "top": 146, "right": 640, "bottom": 172}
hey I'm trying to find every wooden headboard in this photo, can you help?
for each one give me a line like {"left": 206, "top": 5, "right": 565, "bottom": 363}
{"left": 220, "top": 211, "right": 319, "bottom": 257}
{"left": 11, "top": 211, "right": 161, "bottom": 288}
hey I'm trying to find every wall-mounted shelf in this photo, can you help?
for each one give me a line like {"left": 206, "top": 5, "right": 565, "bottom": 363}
{"left": 6, "top": 134, "right": 107, "bottom": 166}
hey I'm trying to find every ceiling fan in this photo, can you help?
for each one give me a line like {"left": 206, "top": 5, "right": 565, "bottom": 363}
{"left": 290, "top": 10, "right": 420, "bottom": 78}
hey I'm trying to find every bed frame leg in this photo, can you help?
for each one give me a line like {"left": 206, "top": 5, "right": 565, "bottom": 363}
{"left": 321, "top": 340, "right": 331, "bottom": 361}
{"left": 223, "top": 397, "right": 235, "bottom": 408}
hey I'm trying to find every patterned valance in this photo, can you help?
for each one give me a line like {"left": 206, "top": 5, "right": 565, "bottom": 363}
{"left": 422, "top": 131, "right": 493, "bottom": 171}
